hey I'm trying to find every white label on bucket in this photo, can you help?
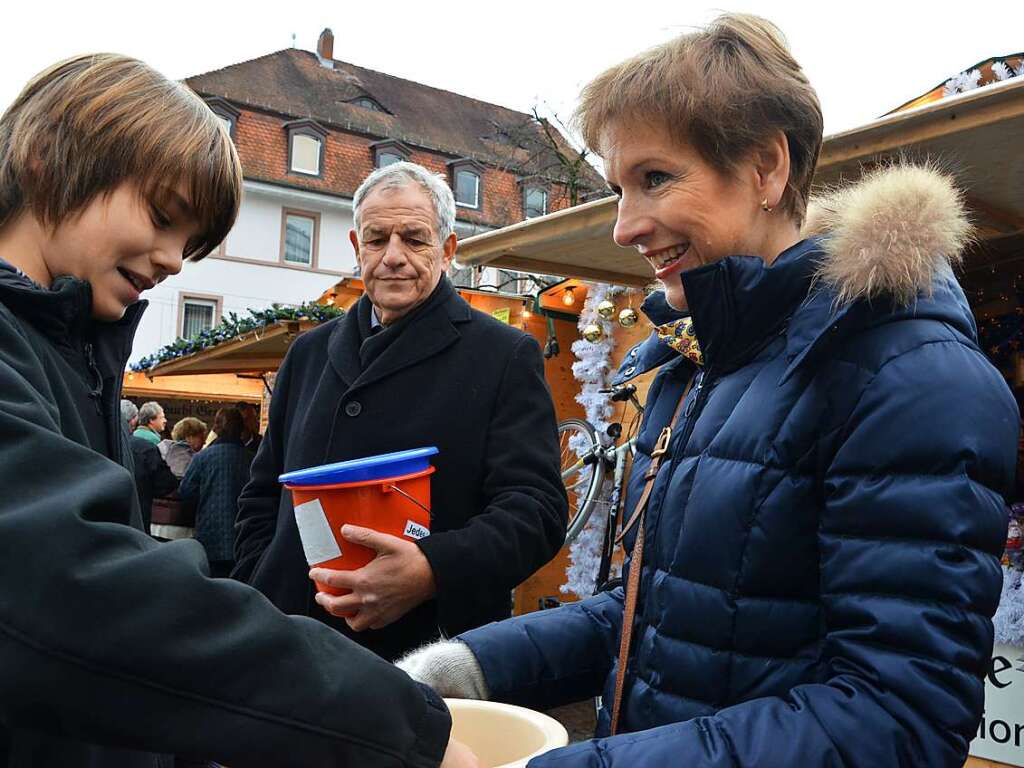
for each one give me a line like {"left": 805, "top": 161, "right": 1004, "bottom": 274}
{"left": 294, "top": 499, "right": 342, "bottom": 565}
{"left": 403, "top": 520, "right": 430, "bottom": 540}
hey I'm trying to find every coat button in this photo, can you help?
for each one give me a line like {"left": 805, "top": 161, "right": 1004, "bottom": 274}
{"left": 345, "top": 401, "right": 362, "bottom": 417}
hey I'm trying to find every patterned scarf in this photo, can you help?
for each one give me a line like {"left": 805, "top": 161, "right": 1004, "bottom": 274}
{"left": 655, "top": 317, "right": 704, "bottom": 366}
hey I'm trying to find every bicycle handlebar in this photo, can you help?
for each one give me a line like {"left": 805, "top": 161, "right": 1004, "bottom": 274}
{"left": 600, "top": 384, "right": 638, "bottom": 402}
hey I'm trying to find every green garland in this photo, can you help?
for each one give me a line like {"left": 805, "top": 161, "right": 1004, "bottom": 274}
{"left": 131, "top": 302, "right": 345, "bottom": 372}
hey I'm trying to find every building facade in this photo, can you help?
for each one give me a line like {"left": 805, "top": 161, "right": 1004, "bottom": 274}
{"left": 131, "top": 29, "right": 604, "bottom": 364}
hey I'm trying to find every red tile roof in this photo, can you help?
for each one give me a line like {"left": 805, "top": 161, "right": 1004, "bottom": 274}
{"left": 186, "top": 49, "right": 605, "bottom": 194}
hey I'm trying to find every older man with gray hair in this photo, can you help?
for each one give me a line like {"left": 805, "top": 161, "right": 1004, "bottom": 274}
{"left": 234, "top": 162, "right": 567, "bottom": 661}
{"left": 133, "top": 400, "right": 166, "bottom": 445}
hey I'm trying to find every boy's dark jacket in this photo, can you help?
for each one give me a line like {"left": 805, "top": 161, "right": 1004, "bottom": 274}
{"left": 0, "top": 263, "right": 450, "bottom": 767}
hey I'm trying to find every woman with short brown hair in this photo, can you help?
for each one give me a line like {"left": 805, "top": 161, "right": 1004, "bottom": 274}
{"left": 402, "top": 14, "right": 1017, "bottom": 767}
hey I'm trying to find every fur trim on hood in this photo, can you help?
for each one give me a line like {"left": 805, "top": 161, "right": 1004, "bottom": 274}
{"left": 801, "top": 162, "right": 973, "bottom": 307}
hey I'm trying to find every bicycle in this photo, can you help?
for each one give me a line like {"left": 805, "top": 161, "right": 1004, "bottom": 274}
{"left": 558, "top": 383, "right": 645, "bottom": 593}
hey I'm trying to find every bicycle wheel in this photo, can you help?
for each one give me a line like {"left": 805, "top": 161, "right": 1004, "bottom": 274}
{"left": 558, "top": 418, "right": 606, "bottom": 545}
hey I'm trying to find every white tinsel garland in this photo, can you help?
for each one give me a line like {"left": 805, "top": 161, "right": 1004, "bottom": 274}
{"left": 562, "top": 283, "right": 627, "bottom": 598}
{"left": 992, "top": 61, "right": 1014, "bottom": 81}
{"left": 995, "top": 565, "right": 1024, "bottom": 648}
{"left": 943, "top": 68, "right": 982, "bottom": 97}
{"left": 943, "top": 59, "right": 1024, "bottom": 97}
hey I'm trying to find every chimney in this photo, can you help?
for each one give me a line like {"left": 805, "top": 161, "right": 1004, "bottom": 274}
{"left": 316, "top": 28, "right": 334, "bottom": 68}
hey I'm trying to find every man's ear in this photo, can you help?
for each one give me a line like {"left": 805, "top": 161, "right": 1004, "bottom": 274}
{"left": 441, "top": 232, "right": 457, "bottom": 270}
{"left": 349, "top": 230, "right": 362, "bottom": 266}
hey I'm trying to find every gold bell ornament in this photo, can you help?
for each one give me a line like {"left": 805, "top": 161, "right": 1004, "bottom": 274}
{"left": 596, "top": 299, "right": 616, "bottom": 319}
{"left": 582, "top": 324, "right": 604, "bottom": 343}
{"left": 618, "top": 308, "right": 639, "bottom": 327}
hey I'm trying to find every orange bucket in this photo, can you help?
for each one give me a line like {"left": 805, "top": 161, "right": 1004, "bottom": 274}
{"left": 280, "top": 448, "right": 437, "bottom": 608}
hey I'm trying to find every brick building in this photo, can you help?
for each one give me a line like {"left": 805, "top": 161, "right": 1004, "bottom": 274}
{"left": 130, "top": 29, "right": 605, "bottom": 364}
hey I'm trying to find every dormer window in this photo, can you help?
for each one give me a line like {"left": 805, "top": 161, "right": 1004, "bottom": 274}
{"left": 371, "top": 139, "right": 411, "bottom": 169}
{"left": 204, "top": 97, "right": 240, "bottom": 140}
{"left": 524, "top": 185, "right": 548, "bottom": 219}
{"left": 449, "top": 159, "right": 485, "bottom": 210}
{"left": 351, "top": 96, "right": 387, "bottom": 113}
{"left": 285, "top": 119, "right": 328, "bottom": 177}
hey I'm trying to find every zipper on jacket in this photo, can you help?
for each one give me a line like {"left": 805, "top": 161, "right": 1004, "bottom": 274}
{"left": 83, "top": 342, "right": 104, "bottom": 415}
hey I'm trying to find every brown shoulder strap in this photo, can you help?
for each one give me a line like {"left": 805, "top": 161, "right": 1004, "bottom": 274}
{"left": 609, "top": 376, "right": 693, "bottom": 736}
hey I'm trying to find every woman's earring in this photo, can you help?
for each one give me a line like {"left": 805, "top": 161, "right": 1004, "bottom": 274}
{"left": 761, "top": 198, "right": 773, "bottom": 213}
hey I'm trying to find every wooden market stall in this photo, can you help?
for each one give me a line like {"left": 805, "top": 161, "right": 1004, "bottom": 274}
{"left": 122, "top": 371, "right": 265, "bottom": 436}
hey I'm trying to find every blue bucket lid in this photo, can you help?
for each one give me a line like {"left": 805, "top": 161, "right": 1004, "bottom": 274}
{"left": 279, "top": 447, "right": 439, "bottom": 487}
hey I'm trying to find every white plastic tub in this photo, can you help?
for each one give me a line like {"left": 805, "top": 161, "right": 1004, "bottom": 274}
{"left": 445, "top": 699, "right": 569, "bottom": 768}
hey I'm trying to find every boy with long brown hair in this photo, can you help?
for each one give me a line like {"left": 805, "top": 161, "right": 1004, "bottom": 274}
{"left": 0, "top": 54, "right": 472, "bottom": 768}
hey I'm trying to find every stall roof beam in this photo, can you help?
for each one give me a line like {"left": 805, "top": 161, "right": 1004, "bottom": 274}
{"left": 819, "top": 77, "right": 1024, "bottom": 169}
{"left": 146, "top": 320, "right": 314, "bottom": 377}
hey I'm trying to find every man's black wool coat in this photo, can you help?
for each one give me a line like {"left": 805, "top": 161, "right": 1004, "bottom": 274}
{"left": 233, "top": 278, "right": 568, "bottom": 660}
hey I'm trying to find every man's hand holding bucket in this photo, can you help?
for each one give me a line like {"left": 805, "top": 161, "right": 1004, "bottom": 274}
{"left": 311, "top": 524, "right": 436, "bottom": 631}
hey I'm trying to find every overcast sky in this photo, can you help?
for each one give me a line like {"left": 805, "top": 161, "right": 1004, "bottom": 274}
{"left": 3, "top": 1, "right": 1023, "bottom": 149}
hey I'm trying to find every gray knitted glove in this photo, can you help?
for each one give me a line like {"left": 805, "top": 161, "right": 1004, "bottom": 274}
{"left": 396, "top": 640, "right": 490, "bottom": 700}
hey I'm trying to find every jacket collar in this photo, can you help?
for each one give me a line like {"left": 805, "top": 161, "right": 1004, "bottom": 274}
{"left": 0, "top": 262, "right": 144, "bottom": 378}
{"left": 328, "top": 277, "right": 471, "bottom": 390}
{"left": 613, "top": 238, "right": 817, "bottom": 384}
{"left": 678, "top": 237, "right": 819, "bottom": 372}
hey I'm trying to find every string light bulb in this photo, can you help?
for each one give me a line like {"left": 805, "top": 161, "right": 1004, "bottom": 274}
{"left": 562, "top": 287, "right": 576, "bottom": 306}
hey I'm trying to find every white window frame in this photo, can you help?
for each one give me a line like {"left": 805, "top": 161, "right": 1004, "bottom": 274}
{"left": 524, "top": 186, "right": 548, "bottom": 219}
{"left": 179, "top": 294, "right": 222, "bottom": 339}
{"left": 290, "top": 133, "right": 322, "bottom": 176}
{"left": 280, "top": 209, "right": 319, "bottom": 268}
{"left": 455, "top": 169, "right": 481, "bottom": 209}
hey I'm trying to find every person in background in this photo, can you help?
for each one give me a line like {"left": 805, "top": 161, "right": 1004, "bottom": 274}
{"left": 159, "top": 416, "right": 208, "bottom": 477}
{"left": 233, "top": 161, "right": 567, "bottom": 662}
{"left": 121, "top": 398, "right": 140, "bottom": 433}
{"left": 179, "top": 407, "right": 251, "bottom": 577}
{"left": 122, "top": 398, "right": 178, "bottom": 532}
{"left": 235, "top": 401, "right": 262, "bottom": 454}
{"left": 151, "top": 416, "right": 209, "bottom": 541}
{"left": 133, "top": 399, "right": 166, "bottom": 444}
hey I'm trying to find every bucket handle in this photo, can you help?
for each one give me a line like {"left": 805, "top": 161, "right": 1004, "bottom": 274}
{"left": 385, "top": 484, "right": 430, "bottom": 515}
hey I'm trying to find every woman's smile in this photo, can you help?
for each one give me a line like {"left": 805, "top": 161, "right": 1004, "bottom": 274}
{"left": 643, "top": 242, "right": 694, "bottom": 279}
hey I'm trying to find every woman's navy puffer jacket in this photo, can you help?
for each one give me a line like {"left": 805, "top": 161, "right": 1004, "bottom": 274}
{"left": 460, "top": 165, "right": 1019, "bottom": 767}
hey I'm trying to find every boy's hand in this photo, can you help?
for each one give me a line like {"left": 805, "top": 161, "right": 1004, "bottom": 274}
{"left": 440, "top": 737, "right": 480, "bottom": 768}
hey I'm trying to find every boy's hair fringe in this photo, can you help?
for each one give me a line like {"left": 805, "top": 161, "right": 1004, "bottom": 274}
{"left": 0, "top": 53, "right": 242, "bottom": 260}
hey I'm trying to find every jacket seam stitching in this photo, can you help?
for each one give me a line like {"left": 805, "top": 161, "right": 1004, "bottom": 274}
{"left": 649, "top": 627, "right": 822, "bottom": 663}
{"left": 656, "top": 570, "right": 819, "bottom": 604}
{"left": 821, "top": 530, "right": 994, "bottom": 558}
{"left": 822, "top": 589, "right": 990, "bottom": 618}
{"left": 830, "top": 634, "right": 988, "bottom": 681}
{"left": 630, "top": 669, "right": 718, "bottom": 708}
